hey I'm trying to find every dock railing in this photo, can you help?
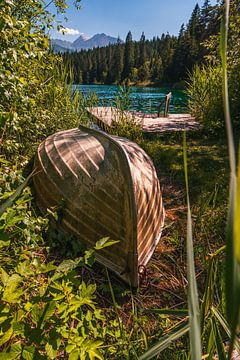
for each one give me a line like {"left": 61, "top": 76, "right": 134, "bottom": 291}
{"left": 157, "top": 92, "right": 172, "bottom": 117}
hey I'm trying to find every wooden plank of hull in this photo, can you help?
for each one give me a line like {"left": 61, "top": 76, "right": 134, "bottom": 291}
{"left": 115, "top": 137, "right": 165, "bottom": 267}
{"left": 33, "top": 126, "right": 165, "bottom": 286}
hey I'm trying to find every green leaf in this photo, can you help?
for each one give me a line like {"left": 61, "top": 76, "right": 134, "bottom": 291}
{"left": 219, "top": 2, "right": 240, "bottom": 358}
{"left": 2, "top": 274, "right": 22, "bottom": 303}
{"left": 16, "top": 261, "right": 34, "bottom": 277}
{"left": 24, "top": 43, "right": 29, "bottom": 53}
{"left": 31, "top": 304, "right": 41, "bottom": 325}
{"left": 87, "top": 341, "right": 103, "bottom": 360}
{"left": 1, "top": 268, "right": 9, "bottom": 286}
{"left": 211, "top": 306, "right": 240, "bottom": 354}
{"left": 38, "top": 262, "right": 56, "bottom": 274}
{"left": 38, "top": 301, "right": 56, "bottom": 330}
{"left": 84, "top": 249, "right": 95, "bottom": 266}
{"left": 0, "top": 240, "right": 10, "bottom": 248}
{"left": 0, "top": 231, "right": 10, "bottom": 248}
{"left": 22, "top": 346, "right": 36, "bottom": 360}
{"left": 0, "top": 304, "right": 10, "bottom": 325}
{"left": 235, "top": 148, "right": 240, "bottom": 263}
{"left": 0, "top": 343, "right": 22, "bottom": 360}
{"left": 183, "top": 132, "right": 202, "bottom": 360}
{"left": 12, "top": 322, "right": 25, "bottom": 337}
{"left": 95, "top": 237, "right": 119, "bottom": 250}
{"left": 0, "top": 173, "right": 32, "bottom": 217}
{"left": 139, "top": 322, "right": 189, "bottom": 360}
{"left": 200, "top": 256, "right": 215, "bottom": 325}
{"left": 45, "top": 343, "right": 57, "bottom": 360}
{"left": 43, "top": 37, "right": 49, "bottom": 49}
{"left": 66, "top": 344, "right": 76, "bottom": 354}
{"left": 211, "top": 318, "right": 227, "bottom": 360}
{"left": 0, "top": 327, "right": 13, "bottom": 347}
{"left": 51, "top": 257, "right": 82, "bottom": 281}
{"left": 206, "top": 320, "right": 215, "bottom": 360}
{"left": 19, "top": 77, "right": 27, "bottom": 85}
{"left": 0, "top": 316, "right": 8, "bottom": 325}
{"left": 80, "top": 340, "right": 103, "bottom": 360}
{"left": 69, "top": 350, "right": 79, "bottom": 360}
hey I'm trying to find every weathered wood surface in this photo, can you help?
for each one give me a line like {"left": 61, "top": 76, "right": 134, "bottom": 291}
{"left": 87, "top": 106, "right": 200, "bottom": 133}
{"left": 33, "top": 126, "right": 165, "bottom": 287}
{"left": 158, "top": 91, "right": 172, "bottom": 117}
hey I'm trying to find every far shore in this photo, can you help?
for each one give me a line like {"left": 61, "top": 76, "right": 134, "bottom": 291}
{"left": 72, "top": 80, "right": 187, "bottom": 90}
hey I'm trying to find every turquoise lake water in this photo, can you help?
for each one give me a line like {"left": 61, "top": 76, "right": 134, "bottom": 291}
{"left": 73, "top": 84, "right": 188, "bottom": 114}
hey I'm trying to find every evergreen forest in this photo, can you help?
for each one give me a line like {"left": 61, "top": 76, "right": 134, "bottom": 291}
{"left": 62, "top": 1, "right": 222, "bottom": 85}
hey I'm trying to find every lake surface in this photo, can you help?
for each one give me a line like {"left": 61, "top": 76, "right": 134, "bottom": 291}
{"left": 73, "top": 84, "right": 188, "bottom": 114}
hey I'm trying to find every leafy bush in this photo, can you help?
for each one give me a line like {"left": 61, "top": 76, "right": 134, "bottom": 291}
{"left": 0, "top": 1, "right": 84, "bottom": 159}
{"left": 109, "top": 87, "right": 143, "bottom": 142}
{"left": 187, "top": 0, "right": 240, "bottom": 134}
{"left": 186, "top": 65, "right": 224, "bottom": 132}
{"left": 0, "top": 163, "right": 151, "bottom": 359}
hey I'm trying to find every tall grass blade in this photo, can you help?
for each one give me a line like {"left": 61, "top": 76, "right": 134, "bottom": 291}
{"left": 211, "top": 306, "right": 240, "bottom": 354}
{"left": 105, "top": 268, "right": 123, "bottom": 337}
{"left": 139, "top": 322, "right": 189, "bottom": 360}
{"left": 200, "top": 256, "right": 215, "bottom": 328}
{"left": 200, "top": 247, "right": 225, "bottom": 329}
{"left": 235, "top": 150, "right": 240, "bottom": 266}
{"left": 211, "top": 318, "right": 227, "bottom": 360}
{"left": 220, "top": 1, "right": 240, "bottom": 357}
{"left": 0, "top": 173, "right": 32, "bottom": 217}
{"left": 183, "top": 132, "right": 202, "bottom": 360}
{"left": 220, "top": 0, "right": 235, "bottom": 175}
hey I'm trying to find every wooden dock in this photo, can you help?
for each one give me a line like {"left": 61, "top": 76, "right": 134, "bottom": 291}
{"left": 87, "top": 107, "right": 200, "bottom": 133}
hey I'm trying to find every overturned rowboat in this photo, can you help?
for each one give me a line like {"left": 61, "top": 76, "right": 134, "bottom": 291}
{"left": 33, "top": 125, "right": 165, "bottom": 287}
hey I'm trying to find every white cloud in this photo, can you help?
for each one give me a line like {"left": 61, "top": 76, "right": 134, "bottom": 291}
{"left": 58, "top": 27, "right": 80, "bottom": 36}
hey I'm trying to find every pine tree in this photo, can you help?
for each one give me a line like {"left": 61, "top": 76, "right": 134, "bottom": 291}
{"left": 111, "top": 38, "right": 123, "bottom": 83}
{"left": 178, "top": 24, "right": 185, "bottom": 38}
{"left": 188, "top": 3, "right": 201, "bottom": 39}
{"left": 151, "top": 56, "right": 162, "bottom": 82}
{"left": 122, "top": 31, "right": 134, "bottom": 82}
{"left": 139, "top": 32, "right": 146, "bottom": 67}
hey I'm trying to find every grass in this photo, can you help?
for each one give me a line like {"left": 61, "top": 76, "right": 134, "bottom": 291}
{"left": 0, "top": 85, "right": 232, "bottom": 359}
{"left": 76, "top": 128, "right": 229, "bottom": 358}
{"left": 0, "top": 106, "right": 232, "bottom": 358}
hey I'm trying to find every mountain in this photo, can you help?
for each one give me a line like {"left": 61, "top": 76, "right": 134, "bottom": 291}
{"left": 51, "top": 33, "right": 121, "bottom": 53}
{"left": 50, "top": 39, "right": 75, "bottom": 53}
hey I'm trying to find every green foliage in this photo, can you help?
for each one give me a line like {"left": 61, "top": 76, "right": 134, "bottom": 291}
{"left": 0, "top": 165, "right": 150, "bottom": 359}
{"left": 186, "top": 64, "right": 224, "bottom": 132}
{"left": 0, "top": 225, "right": 105, "bottom": 359}
{"left": 139, "top": 323, "right": 189, "bottom": 360}
{"left": 109, "top": 87, "right": 143, "bottom": 142}
{"left": 0, "top": 0, "right": 85, "bottom": 159}
{"left": 187, "top": 0, "right": 240, "bottom": 133}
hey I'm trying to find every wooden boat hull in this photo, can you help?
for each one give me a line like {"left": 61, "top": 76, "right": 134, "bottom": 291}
{"left": 33, "top": 126, "right": 165, "bottom": 287}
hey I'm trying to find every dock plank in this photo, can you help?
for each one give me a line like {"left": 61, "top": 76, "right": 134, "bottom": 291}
{"left": 87, "top": 107, "right": 200, "bottom": 133}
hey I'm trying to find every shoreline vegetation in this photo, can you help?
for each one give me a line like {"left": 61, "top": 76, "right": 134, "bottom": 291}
{"left": 0, "top": 0, "right": 240, "bottom": 358}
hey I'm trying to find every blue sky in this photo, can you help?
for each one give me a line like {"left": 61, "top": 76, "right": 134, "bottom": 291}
{"left": 50, "top": 0, "right": 216, "bottom": 41}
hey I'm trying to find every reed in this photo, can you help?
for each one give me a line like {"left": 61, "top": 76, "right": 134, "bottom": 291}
{"left": 220, "top": 0, "right": 240, "bottom": 358}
